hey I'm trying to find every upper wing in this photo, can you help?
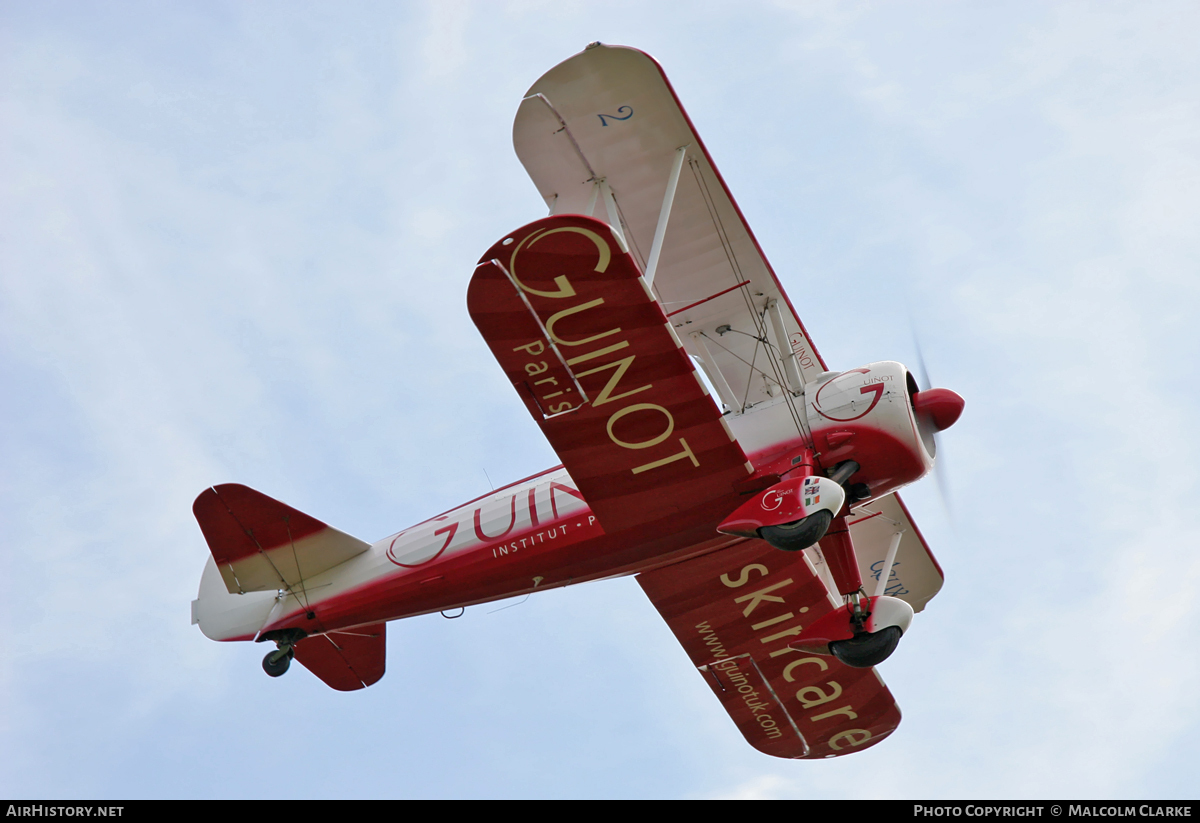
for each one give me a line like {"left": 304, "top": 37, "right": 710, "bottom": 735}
{"left": 514, "top": 43, "right": 828, "bottom": 415}
{"left": 468, "top": 214, "right": 752, "bottom": 535}
{"left": 637, "top": 538, "right": 901, "bottom": 759}
{"left": 193, "top": 484, "right": 371, "bottom": 594}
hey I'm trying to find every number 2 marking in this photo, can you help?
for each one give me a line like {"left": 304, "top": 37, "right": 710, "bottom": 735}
{"left": 598, "top": 106, "right": 633, "bottom": 126}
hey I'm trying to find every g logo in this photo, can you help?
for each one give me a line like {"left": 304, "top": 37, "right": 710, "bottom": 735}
{"left": 813, "top": 368, "right": 886, "bottom": 422}
{"left": 761, "top": 490, "right": 785, "bottom": 511}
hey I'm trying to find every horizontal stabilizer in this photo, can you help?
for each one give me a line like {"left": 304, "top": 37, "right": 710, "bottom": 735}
{"left": 293, "top": 624, "right": 386, "bottom": 691}
{"left": 193, "top": 484, "right": 370, "bottom": 594}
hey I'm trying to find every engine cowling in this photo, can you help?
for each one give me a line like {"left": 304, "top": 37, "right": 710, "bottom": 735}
{"left": 804, "top": 361, "right": 960, "bottom": 500}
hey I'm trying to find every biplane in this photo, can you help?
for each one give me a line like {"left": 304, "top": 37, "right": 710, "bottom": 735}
{"left": 191, "top": 43, "right": 963, "bottom": 759}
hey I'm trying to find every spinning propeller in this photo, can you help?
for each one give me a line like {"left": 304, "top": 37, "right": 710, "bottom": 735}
{"left": 909, "top": 340, "right": 965, "bottom": 517}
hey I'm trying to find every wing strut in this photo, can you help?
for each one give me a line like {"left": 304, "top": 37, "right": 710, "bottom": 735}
{"left": 848, "top": 506, "right": 907, "bottom": 600}
{"left": 874, "top": 527, "right": 905, "bottom": 599}
{"left": 599, "top": 179, "right": 626, "bottom": 248}
{"left": 765, "top": 298, "right": 805, "bottom": 393}
{"left": 691, "top": 331, "right": 742, "bottom": 413}
{"left": 644, "top": 145, "right": 688, "bottom": 287}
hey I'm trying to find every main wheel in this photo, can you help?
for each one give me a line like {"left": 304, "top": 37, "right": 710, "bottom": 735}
{"left": 829, "top": 626, "right": 902, "bottom": 668}
{"left": 760, "top": 509, "right": 833, "bottom": 552}
{"left": 262, "top": 648, "right": 294, "bottom": 678}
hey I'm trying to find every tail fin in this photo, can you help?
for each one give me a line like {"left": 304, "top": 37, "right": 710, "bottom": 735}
{"left": 192, "top": 484, "right": 388, "bottom": 689}
{"left": 193, "top": 484, "right": 371, "bottom": 594}
{"left": 191, "top": 555, "right": 277, "bottom": 641}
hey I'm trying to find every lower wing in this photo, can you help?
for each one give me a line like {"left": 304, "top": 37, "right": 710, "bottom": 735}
{"left": 637, "top": 538, "right": 901, "bottom": 759}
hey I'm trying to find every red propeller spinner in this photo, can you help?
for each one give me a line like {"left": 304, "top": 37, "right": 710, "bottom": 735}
{"left": 912, "top": 388, "right": 965, "bottom": 432}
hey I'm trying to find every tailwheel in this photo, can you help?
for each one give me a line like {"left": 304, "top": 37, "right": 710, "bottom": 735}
{"left": 258, "top": 628, "right": 305, "bottom": 679}
{"left": 829, "top": 626, "right": 902, "bottom": 668}
{"left": 262, "top": 647, "right": 295, "bottom": 678}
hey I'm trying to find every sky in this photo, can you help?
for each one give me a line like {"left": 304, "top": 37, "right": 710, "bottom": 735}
{"left": 3, "top": 0, "right": 1199, "bottom": 800}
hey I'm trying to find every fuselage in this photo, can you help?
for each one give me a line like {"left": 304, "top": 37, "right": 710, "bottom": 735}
{"left": 253, "top": 464, "right": 743, "bottom": 640}
{"left": 240, "top": 370, "right": 934, "bottom": 642}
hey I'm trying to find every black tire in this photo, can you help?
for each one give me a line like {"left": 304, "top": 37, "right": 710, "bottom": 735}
{"left": 829, "top": 626, "right": 902, "bottom": 668}
{"left": 760, "top": 509, "right": 833, "bottom": 552}
{"left": 262, "top": 649, "right": 293, "bottom": 677}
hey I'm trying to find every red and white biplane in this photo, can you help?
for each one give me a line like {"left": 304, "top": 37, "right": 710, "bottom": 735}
{"left": 191, "top": 44, "right": 963, "bottom": 759}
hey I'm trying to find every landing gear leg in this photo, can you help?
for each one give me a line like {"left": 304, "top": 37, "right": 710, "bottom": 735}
{"left": 819, "top": 516, "right": 904, "bottom": 668}
{"left": 818, "top": 514, "right": 865, "bottom": 597}
{"left": 258, "top": 628, "right": 305, "bottom": 679}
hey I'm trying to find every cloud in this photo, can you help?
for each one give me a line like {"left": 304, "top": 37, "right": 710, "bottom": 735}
{"left": 3, "top": 0, "right": 1198, "bottom": 798}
